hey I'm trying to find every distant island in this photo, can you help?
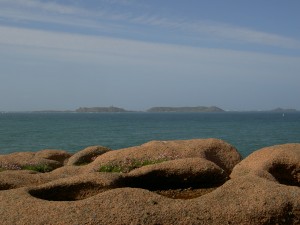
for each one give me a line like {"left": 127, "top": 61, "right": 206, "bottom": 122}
{"left": 73, "top": 106, "right": 224, "bottom": 113}
{"left": 33, "top": 110, "right": 74, "bottom": 113}
{"left": 26, "top": 106, "right": 298, "bottom": 113}
{"left": 269, "top": 108, "right": 298, "bottom": 113}
{"left": 75, "top": 106, "right": 129, "bottom": 113}
{"left": 146, "top": 106, "right": 224, "bottom": 113}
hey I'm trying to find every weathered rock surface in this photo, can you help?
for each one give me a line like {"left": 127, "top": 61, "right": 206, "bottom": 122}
{"left": 0, "top": 140, "right": 299, "bottom": 224}
{"left": 0, "top": 175, "right": 299, "bottom": 224}
{"left": 0, "top": 151, "right": 64, "bottom": 170}
{"left": 87, "top": 138, "right": 242, "bottom": 174}
{"left": 66, "top": 145, "right": 111, "bottom": 166}
{"left": 0, "top": 170, "right": 47, "bottom": 190}
{"left": 34, "top": 149, "right": 71, "bottom": 164}
{"left": 126, "top": 157, "right": 227, "bottom": 190}
{"left": 28, "top": 172, "right": 123, "bottom": 201}
{"left": 0, "top": 166, "right": 88, "bottom": 190}
{"left": 231, "top": 143, "right": 300, "bottom": 186}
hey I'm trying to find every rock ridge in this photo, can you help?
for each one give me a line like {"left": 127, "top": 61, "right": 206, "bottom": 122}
{"left": 0, "top": 139, "right": 299, "bottom": 224}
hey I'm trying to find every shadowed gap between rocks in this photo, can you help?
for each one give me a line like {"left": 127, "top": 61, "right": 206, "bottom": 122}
{"left": 28, "top": 161, "right": 300, "bottom": 201}
{"left": 122, "top": 173, "right": 227, "bottom": 190}
{"left": 28, "top": 182, "right": 111, "bottom": 201}
{"left": 119, "top": 172, "right": 228, "bottom": 199}
{"left": 0, "top": 183, "right": 15, "bottom": 191}
{"left": 28, "top": 173, "right": 228, "bottom": 201}
{"left": 268, "top": 163, "right": 300, "bottom": 187}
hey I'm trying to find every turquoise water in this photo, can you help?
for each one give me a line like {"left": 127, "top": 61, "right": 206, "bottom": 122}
{"left": 0, "top": 112, "right": 299, "bottom": 157}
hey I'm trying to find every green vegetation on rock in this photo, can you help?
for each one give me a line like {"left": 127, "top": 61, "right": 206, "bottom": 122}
{"left": 21, "top": 164, "right": 53, "bottom": 173}
{"left": 99, "top": 158, "right": 168, "bottom": 173}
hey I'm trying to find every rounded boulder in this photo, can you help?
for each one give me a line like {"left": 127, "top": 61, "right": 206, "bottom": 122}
{"left": 67, "top": 146, "right": 111, "bottom": 166}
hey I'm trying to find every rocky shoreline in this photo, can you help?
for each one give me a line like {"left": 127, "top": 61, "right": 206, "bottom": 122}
{"left": 0, "top": 138, "right": 299, "bottom": 224}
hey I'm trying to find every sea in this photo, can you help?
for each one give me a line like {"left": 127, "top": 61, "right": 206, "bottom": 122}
{"left": 0, "top": 112, "right": 300, "bottom": 158}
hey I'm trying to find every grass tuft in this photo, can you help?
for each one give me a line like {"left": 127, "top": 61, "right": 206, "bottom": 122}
{"left": 22, "top": 164, "right": 53, "bottom": 173}
{"left": 99, "top": 158, "right": 168, "bottom": 173}
{"left": 99, "top": 165, "right": 123, "bottom": 173}
{"left": 0, "top": 163, "right": 53, "bottom": 173}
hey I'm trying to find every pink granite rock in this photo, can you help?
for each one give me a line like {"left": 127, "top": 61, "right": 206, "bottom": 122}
{"left": 67, "top": 146, "right": 111, "bottom": 166}
{"left": 0, "top": 151, "right": 62, "bottom": 171}
{"left": 0, "top": 174, "right": 299, "bottom": 224}
{"left": 0, "top": 141, "right": 299, "bottom": 224}
{"left": 87, "top": 138, "right": 242, "bottom": 175}
{"left": 126, "top": 157, "right": 227, "bottom": 190}
{"left": 231, "top": 143, "right": 300, "bottom": 186}
{"left": 34, "top": 149, "right": 71, "bottom": 165}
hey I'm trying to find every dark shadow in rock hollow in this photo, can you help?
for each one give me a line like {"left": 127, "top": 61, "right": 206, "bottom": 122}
{"left": 28, "top": 182, "right": 109, "bottom": 201}
{"left": 269, "top": 163, "right": 300, "bottom": 187}
{"left": 29, "top": 171, "right": 228, "bottom": 201}
{"left": 0, "top": 183, "right": 15, "bottom": 191}
{"left": 120, "top": 171, "right": 227, "bottom": 199}
{"left": 124, "top": 170, "right": 227, "bottom": 190}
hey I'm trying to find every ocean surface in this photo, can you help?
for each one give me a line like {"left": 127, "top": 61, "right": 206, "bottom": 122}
{"left": 0, "top": 112, "right": 300, "bottom": 157}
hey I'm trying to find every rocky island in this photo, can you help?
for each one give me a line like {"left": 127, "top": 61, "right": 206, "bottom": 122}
{"left": 269, "top": 107, "right": 299, "bottom": 112}
{"left": 75, "top": 106, "right": 129, "bottom": 113}
{"left": 26, "top": 106, "right": 299, "bottom": 113}
{"left": 146, "top": 106, "right": 224, "bottom": 112}
{"left": 0, "top": 138, "right": 299, "bottom": 224}
{"left": 75, "top": 106, "right": 225, "bottom": 113}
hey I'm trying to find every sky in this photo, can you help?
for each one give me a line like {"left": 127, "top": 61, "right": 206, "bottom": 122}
{"left": 0, "top": 0, "right": 300, "bottom": 111}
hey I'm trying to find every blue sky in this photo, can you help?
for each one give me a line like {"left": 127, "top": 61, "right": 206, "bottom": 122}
{"left": 0, "top": 0, "right": 300, "bottom": 111}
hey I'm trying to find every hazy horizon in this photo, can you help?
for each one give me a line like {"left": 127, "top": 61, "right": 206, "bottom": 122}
{"left": 1, "top": 105, "right": 299, "bottom": 112}
{"left": 1, "top": 1, "right": 300, "bottom": 111}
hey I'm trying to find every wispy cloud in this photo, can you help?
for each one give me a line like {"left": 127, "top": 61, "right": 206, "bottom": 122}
{"left": 1, "top": 25, "right": 299, "bottom": 67}
{"left": 1, "top": 24, "right": 300, "bottom": 111}
{"left": 0, "top": 0, "right": 84, "bottom": 15}
{"left": 0, "top": 0, "right": 300, "bottom": 50}
{"left": 0, "top": 0, "right": 92, "bottom": 25}
{"left": 99, "top": 0, "right": 140, "bottom": 6}
{"left": 129, "top": 15, "right": 300, "bottom": 49}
